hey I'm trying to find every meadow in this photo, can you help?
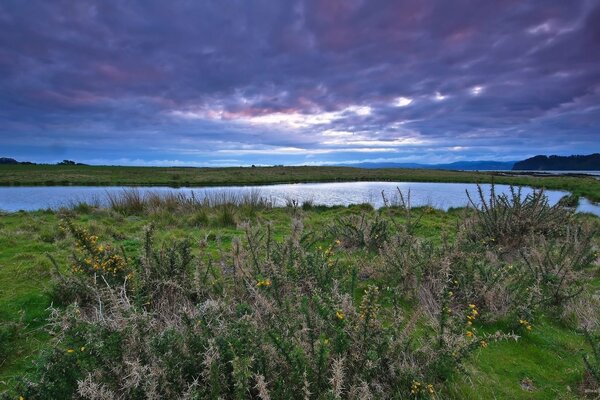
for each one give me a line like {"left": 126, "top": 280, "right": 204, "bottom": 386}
{"left": 1, "top": 164, "right": 600, "bottom": 202}
{"left": 0, "top": 186, "right": 599, "bottom": 399}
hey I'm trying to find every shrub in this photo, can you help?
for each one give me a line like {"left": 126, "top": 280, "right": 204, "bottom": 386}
{"left": 330, "top": 213, "right": 388, "bottom": 251}
{"left": 17, "top": 219, "right": 517, "bottom": 399}
{"left": 518, "top": 225, "right": 596, "bottom": 311}
{"left": 379, "top": 232, "right": 435, "bottom": 296}
{"left": 466, "top": 184, "right": 572, "bottom": 248}
{"left": 558, "top": 193, "right": 580, "bottom": 208}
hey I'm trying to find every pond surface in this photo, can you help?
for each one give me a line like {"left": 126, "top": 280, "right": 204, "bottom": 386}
{"left": 0, "top": 182, "right": 599, "bottom": 216}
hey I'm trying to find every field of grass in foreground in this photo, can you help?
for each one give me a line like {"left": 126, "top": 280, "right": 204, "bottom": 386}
{"left": 0, "top": 189, "right": 599, "bottom": 399}
{"left": 1, "top": 164, "right": 600, "bottom": 202}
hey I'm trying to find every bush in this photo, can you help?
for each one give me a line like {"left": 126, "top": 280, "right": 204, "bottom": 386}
{"left": 518, "top": 225, "right": 596, "bottom": 311}
{"left": 17, "top": 219, "right": 518, "bottom": 399}
{"left": 466, "top": 184, "right": 573, "bottom": 249}
{"left": 330, "top": 212, "right": 388, "bottom": 251}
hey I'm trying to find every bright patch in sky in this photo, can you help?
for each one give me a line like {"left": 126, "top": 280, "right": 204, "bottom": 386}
{"left": 393, "top": 97, "right": 413, "bottom": 107}
{"left": 470, "top": 86, "right": 484, "bottom": 95}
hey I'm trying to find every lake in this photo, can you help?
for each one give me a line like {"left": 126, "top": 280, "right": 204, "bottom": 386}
{"left": 0, "top": 182, "right": 599, "bottom": 216}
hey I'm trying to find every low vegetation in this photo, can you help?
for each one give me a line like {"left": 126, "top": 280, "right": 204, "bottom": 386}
{"left": 0, "top": 185, "right": 599, "bottom": 399}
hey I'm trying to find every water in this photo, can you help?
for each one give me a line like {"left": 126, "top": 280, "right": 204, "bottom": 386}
{"left": 1, "top": 182, "right": 599, "bottom": 216}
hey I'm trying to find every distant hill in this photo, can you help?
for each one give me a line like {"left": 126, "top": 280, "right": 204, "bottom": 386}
{"left": 0, "top": 158, "right": 88, "bottom": 166}
{"left": 342, "top": 160, "right": 516, "bottom": 171}
{"left": 512, "top": 154, "right": 600, "bottom": 171}
{"left": 0, "top": 157, "right": 19, "bottom": 164}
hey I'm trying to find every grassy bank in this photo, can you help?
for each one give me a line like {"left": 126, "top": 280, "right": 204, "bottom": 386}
{"left": 1, "top": 164, "right": 600, "bottom": 202}
{"left": 0, "top": 190, "right": 599, "bottom": 398}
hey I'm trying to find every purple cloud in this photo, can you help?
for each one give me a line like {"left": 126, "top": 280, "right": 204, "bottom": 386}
{"left": 0, "top": 0, "right": 598, "bottom": 165}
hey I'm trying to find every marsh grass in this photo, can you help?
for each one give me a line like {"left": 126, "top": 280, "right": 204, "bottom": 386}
{"left": 104, "top": 189, "right": 273, "bottom": 229}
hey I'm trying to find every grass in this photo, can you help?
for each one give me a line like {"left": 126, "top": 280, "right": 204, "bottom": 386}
{"left": 1, "top": 164, "right": 600, "bottom": 202}
{"left": 0, "top": 197, "right": 598, "bottom": 398}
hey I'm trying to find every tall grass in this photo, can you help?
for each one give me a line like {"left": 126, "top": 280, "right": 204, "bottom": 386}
{"left": 105, "top": 188, "right": 272, "bottom": 216}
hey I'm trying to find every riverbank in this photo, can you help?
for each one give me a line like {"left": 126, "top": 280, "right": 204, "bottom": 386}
{"left": 1, "top": 195, "right": 599, "bottom": 398}
{"left": 2, "top": 164, "right": 600, "bottom": 202}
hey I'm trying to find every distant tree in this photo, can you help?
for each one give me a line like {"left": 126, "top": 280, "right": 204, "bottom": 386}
{"left": 513, "top": 153, "right": 600, "bottom": 171}
{"left": 58, "top": 160, "right": 76, "bottom": 165}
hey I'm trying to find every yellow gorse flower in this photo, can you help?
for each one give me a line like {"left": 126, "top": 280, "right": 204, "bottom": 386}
{"left": 410, "top": 380, "right": 422, "bottom": 394}
{"left": 427, "top": 384, "right": 435, "bottom": 394}
{"left": 335, "top": 310, "right": 345, "bottom": 320}
{"left": 519, "top": 319, "right": 533, "bottom": 331}
{"left": 256, "top": 279, "right": 272, "bottom": 287}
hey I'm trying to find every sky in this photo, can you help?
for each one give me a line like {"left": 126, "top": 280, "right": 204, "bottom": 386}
{"left": 0, "top": 0, "right": 599, "bottom": 166}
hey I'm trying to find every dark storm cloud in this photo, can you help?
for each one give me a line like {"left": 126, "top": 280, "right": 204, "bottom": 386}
{"left": 0, "top": 0, "right": 598, "bottom": 165}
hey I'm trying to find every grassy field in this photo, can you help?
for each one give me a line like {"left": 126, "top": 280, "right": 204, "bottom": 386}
{"left": 1, "top": 164, "right": 600, "bottom": 202}
{"left": 1, "top": 189, "right": 599, "bottom": 398}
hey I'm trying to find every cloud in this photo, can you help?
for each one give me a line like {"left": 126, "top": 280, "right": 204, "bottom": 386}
{"left": 0, "top": 0, "right": 598, "bottom": 166}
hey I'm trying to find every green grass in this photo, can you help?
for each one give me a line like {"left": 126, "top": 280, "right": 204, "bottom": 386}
{"left": 448, "top": 319, "right": 588, "bottom": 399}
{"left": 0, "top": 205, "right": 598, "bottom": 398}
{"left": 1, "top": 164, "right": 600, "bottom": 201}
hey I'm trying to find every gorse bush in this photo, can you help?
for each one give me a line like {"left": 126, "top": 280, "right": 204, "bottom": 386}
{"left": 15, "top": 217, "right": 520, "bottom": 399}
{"left": 466, "top": 184, "right": 572, "bottom": 249}
{"left": 330, "top": 212, "right": 388, "bottom": 252}
{"left": 519, "top": 225, "right": 596, "bottom": 311}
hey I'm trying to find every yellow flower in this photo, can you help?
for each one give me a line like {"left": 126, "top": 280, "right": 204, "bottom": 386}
{"left": 336, "top": 310, "right": 345, "bottom": 320}
{"left": 256, "top": 279, "right": 272, "bottom": 287}
{"left": 324, "top": 338, "right": 330, "bottom": 345}
{"left": 67, "top": 348, "right": 75, "bottom": 353}
{"left": 19, "top": 396, "right": 25, "bottom": 400}
{"left": 80, "top": 346, "right": 85, "bottom": 352}
{"left": 480, "top": 340, "right": 488, "bottom": 348}
{"left": 335, "top": 239, "right": 341, "bottom": 245}
{"left": 469, "top": 304, "right": 476, "bottom": 309}
{"left": 466, "top": 331, "right": 474, "bottom": 338}
{"left": 427, "top": 384, "right": 435, "bottom": 394}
